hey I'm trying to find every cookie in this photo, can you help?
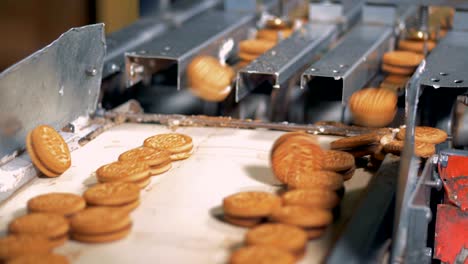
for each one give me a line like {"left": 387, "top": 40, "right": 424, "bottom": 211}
{"left": 342, "top": 165, "right": 356, "bottom": 181}
{"left": 348, "top": 88, "right": 398, "bottom": 127}
{"left": 383, "top": 140, "right": 435, "bottom": 158}
{"left": 270, "top": 206, "right": 333, "bottom": 228}
{"left": 396, "top": 126, "right": 447, "bottom": 144}
{"left": 229, "top": 245, "right": 296, "bottom": 264}
{"left": 381, "top": 64, "right": 415, "bottom": 75}
{"left": 148, "top": 161, "right": 172, "bottom": 175}
{"left": 271, "top": 132, "right": 318, "bottom": 156}
{"left": 27, "top": 193, "right": 86, "bottom": 216}
{"left": 70, "top": 207, "right": 130, "bottom": 235}
{"left": 382, "top": 51, "right": 424, "bottom": 67}
{"left": 398, "top": 39, "right": 436, "bottom": 53}
{"left": 223, "top": 191, "right": 281, "bottom": 218}
{"left": 223, "top": 215, "right": 262, "bottom": 228}
{"left": 8, "top": 213, "right": 69, "bottom": 244}
{"left": 71, "top": 224, "right": 131, "bottom": 243}
{"left": 96, "top": 161, "right": 150, "bottom": 183}
{"left": 84, "top": 182, "right": 140, "bottom": 206}
{"left": 383, "top": 75, "right": 410, "bottom": 85}
{"left": 238, "top": 52, "right": 259, "bottom": 62}
{"left": 169, "top": 150, "right": 192, "bottom": 161}
{"left": 281, "top": 189, "right": 340, "bottom": 209}
{"left": 27, "top": 125, "right": 71, "bottom": 176}
{"left": 6, "top": 253, "right": 69, "bottom": 264}
{"left": 118, "top": 146, "right": 171, "bottom": 167}
{"left": 134, "top": 176, "right": 151, "bottom": 189}
{"left": 346, "top": 144, "right": 382, "bottom": 158}
{"left": 286, "top": 170, "right": 343, "bottom": 191}
{"left": 330, "top": 133, "right": 381, "bottom": 150}
{"left": 322, "top": 150, "right": 355, "bottom": 172}
{"left": 239, "top": 39, "right": 276, "bottom": 55}
{"left": 245, "top": 223, "right": 307, "bottom": 254}
{"left": 187, "top": 56, "right": 235, "bottom": 102}
{"left": 0, "top": 235, "right": 53, "bottom": 261}
{"left": 143, "top": 133, "right": 193, "bottom": 155}
{"left": 304, "top": 227, "right": 327, "bottom": 239}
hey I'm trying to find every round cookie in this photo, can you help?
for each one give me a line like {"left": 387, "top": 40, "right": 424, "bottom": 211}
{"left": 281, "top": 189, "right": 340, "bottom": 209}
{"left": 245, "top": 223, "right": 307, "bottom": 254}
{"left": 223, "top": 191, "right": 281, "bottom": 218}
{"left": 322, "top": 150, "right": 355, "bottom": 172}
{"left": 30, "top": 125, "right": 71, "bottom": 174}
{"left": 118, "top": 146, "right": 171, "bottom": 166}
{"left": 383, "top": 74, "right": 409, "bottom": 85}
{"left": 27, "top": 193, "right": 86, "bottom": 216}
{"left": 71, "top": 224, "right": 131, "bottom": 243}
{"left": 398, "top": 39, "right": 436, "bottom": 53}
{"left": 238, "top": 52, "right": 259, "bottom": 62}
{"left": 8, "top": 213, "right": 69, "bottom": 240}
{"left": 25, "top": 131, "right": 59, "bottom": 178}
{"left": 84, "top": 182, "right": 140, "bottom": 206}
{"left": 270, "top": 132, "right": 318, "bottom": 156}
{"left": 229, "top": 245, "right": 295, "bottom": 264}
{"left": 148, "top": 162, "right": 172, "bottom": 175}
{"left": 348, "top": 88, "right": 398, "bottom": 127}
{"left": 134, "top": 177, "right": 151, "bottom": 189}
{"left": 396, "top": 126, "right": 447, "bottom": 144}
{"left": 6, "top": 253, "right": 69, "bottom": 264}
{"left": 383, "top": 140, "right": 436, "bottom": 158}
{"left": 0, "top": 235, "right": 53, "bottom": 260}
{"left": 223, "top": 215, "right": 262, "bottom": 228}
{"left": 96, "top": 161, "right": 150, "bottom": 183}
{"left": 382, "top": 51, "right": 424, "bottom": 67}
{"left": 270, "top": 206, "right": 333, "bottom": 228}
{"left": 239, "top": 39, "right": 276, "bottom": 55}
{"left": 143, "top": 133, "right": 193, "bottom": 154}
{"left": 330, "top": 133, "right": 381, "bottom": 150}
{"left": 381, "top": 64, "right": 415, "bottom": 75}
{"left": 169, "top": 150, "right": 192, "bottom": 161}
{"left": 70, "top": 207, "right": 131, "bottom": 235}
{"left": 286, "top": 170, "right": 343, "bottom": 190}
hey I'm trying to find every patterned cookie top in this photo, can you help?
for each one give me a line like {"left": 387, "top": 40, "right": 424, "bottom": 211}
{"left": 246, "top": 223, "right": 307, "bottom": 253}
{"left": 118, "top": 146, "right": 171, "bottom": 166}
{"left": 322, "top": 150, "right": 355, "bottom": 172}
{"left": 143, "top": 133, "right": 193, "bottom": 153}
{"left": 286, "top": 170, "right": 343, "bottom": 190}
{"left": 96, "top": 161, "right": 150, "bottom": 182}
{"left": 223, "top": 191, "right": 281, "bottom": 218}
{"left": 0, "top": 235, "right": 53, "bottom": 259}
{"left": 31, "top": 125, "right": 71, "bottom": 173}
{"left": 396, "top": 126, "right": 447, "bottom": 144}
{"left": 8, "top": 213, "right": 69, "bottom": 238}
{"left": 27, "top": 193, "right": 86, "bottom": 216}
{"left": 270, "top": 206, "right": 333, "bottom": 228}
{"left": 84, "top": 182, "right": 140, "bottom": 206}
{"left": 330, "top": 133, "right": 381, "bottom": 150}
{"left": 230, "top": 245, "right": 295, "bottom": 264}
{"left": 70, "top": 207, "right": 130, "bottom": 235}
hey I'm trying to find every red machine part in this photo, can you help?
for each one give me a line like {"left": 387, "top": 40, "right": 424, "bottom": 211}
{"left": 434, "top": 153, "right": 468, "bottom": 264}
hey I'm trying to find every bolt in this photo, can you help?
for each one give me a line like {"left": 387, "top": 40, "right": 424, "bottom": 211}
{"left": 86, "top": 68, "right": 97, "bottom": 76}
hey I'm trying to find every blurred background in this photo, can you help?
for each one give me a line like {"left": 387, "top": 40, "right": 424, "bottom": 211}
{"left": 0, "top": 0, "right": 166, "bottom": 71}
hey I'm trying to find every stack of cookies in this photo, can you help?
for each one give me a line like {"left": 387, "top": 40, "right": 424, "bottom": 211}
{"left": 348, "top": 87, "right": 398, "bottom": 127}
{"left": 381, "top": 51, "right": 424, "bottom": 76}
{"left": 186, "top": 55, "right": 235, "bottom": 102}
{"left": 83, "top": 182, "right": 141, "bottom": 213}
{"left": 238, "top": 39, "right": 276, "bottom": 64}
{"left": 398, "top": 39, "right": 436, "bottom": 54}
{"left": 0, "top": 235, "right": 65, "bottom": 263}
{"left": 330, "top": 133, "right": 385, "bottom": 168}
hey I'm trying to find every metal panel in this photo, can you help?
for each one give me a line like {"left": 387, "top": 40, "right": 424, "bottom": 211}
{"left": 420, "top": 31, "right": 468, "bottom": 89}
{"left": 365, "top": 0, "right": 468, "bottom": 9}
{"left": 301, "top": 24, "right": 393, "bottom": 103}
{"left": 124, "top": 11, "right": 256, "bottom": 89}
{"left": 235, "top": 23, "right": 338, "bottom": 102}
{"left": 0, "top": 24, "right": 105, "bottom": 163}
{"left": 453, "top": 10, "right": 468, "bottom": 31}
{"left": 309, "top": 0, "right": 364, "bottom": 31}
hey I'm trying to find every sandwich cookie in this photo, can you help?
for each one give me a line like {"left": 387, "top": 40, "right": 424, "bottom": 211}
{"left": 84, "top": 182, "right": 141, "bottom": 213}
{"left": 119, "top": 146, "right": 172, "bottom": 176}
{"left": 27, "top": 193, "right": 86, "bottom": 217}
{"left": 286, "top": 170, "right": 344, "bottom": 191}
{"left": 144, "top": 133, "right": 193, "bottom": 161}
{"left": 96, "top": 161, "right": 151, "bottom": 189}
{"left": 6, "top": 253, "right": 69, "bottom": 264}
{"left": 396, "top": 126, "right": 447, "bottom": 144}
{"left": 383, "top": 140, "right": 435, "bottom": 158}
{"left": 0, "top": 235, "right": 54, "bottom": 261}
{"left": 229, "top": 245, "right": 296, "bottom": 264}
{"left": 281, "top": 189, "right": 340, "bottom": 209}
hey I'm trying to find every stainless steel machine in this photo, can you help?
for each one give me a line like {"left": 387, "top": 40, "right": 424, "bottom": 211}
{"left": 0, "top": 0, "right": 467, "bottom": 263}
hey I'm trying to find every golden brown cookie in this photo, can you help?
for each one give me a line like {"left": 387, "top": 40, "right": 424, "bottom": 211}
{"left": 270, "top": 206, "right": 333, "bottom": 228}
{"left": 382, "top": 51, "right": 424, "bottom": 67}
{"left": 148, "top": 161, "right": 172, "bottom": 175}
{"left": 169, "top": 150, "right": 192, "bottom": 161}
{"left": 84, "top": 182, "right": 140, "bottom": 206}
{"left": 238, "top": 52, "right": 259, "bottom": 62}
{"left": 71, "top": 224, "right": 131, "bottom": 243}
{"left": 134, "top": 177, "right": 151, "bottom": 189}
{"left": 342, "top": 165, "right": 356, "bottom": 181}
{"left": 286, "top": 170, "right": 343, "bottom": 190}
{"left": 271, "top": 132, "right": 318, "bottom": 156}
{"left": 396, "top": 126, "right": 447, "bottom": 144}
{"left": 322, "top": 150, "right": 355, "bottom": 172}
{"left": 27, "top": 193, "right": 86, "bottom": 217}
{"left": 229, "top": 245, "right": 296, "bottom": 264}
{"left": 245, "top": 223, "right": 307, "bottom": 254}
{"left": 119, "top": 146, "right": 171, "bottom": 167}
{"left": 398, "top": 39, "right": 436, "bottom": 53}
{"left": 8, "top": 213, "right": 69, "bottom": 242}
{"left": 239, "top": 39, "right": 276, "bottom": 55}
{"left": 223, "top": 191, "right": 281, "bottom": 218}
{"left": 304, "top": 227, "right": 327, "bottom": 239}
{"left": 6, "top": 253, "right": 69, "bottom": 264}
{"left": 223, "top": 215, "right": 262, "bottom": 228}
{"left": 27, "top": 125, "right": 71, "bottom": 176}
{"left": 381, "top": 64, "right": 415, "bottom": 75}
{"left": 384, "top": 74, "right": 410, "bottom": 85}
{"left": 383, "top": 140, "right": 435, "bottom": 158}
{"left": 70, "top": 207, "right": 130, "bottom": 235}
{"left": 26, "top": 131, "right": 59, "bottom": 178}
{"left": 348, "top": 88, "right": 398, "bottom": 127}
{"left": 144, "top": 133, "right": 193, "bottom": 154}
{"left": 96, "top": 161, "right": 150, "bottom": 183}
{"left": 187, "top": 56, "right": 235, "bottom": 102}
{"left": 330, "top": 133, "right": 381, "bottom": 150}
{"left": 281, "top": 189, "right": 340, "bottom": 209}
{"left": 0, "top": 235, "right": 54, "bottom": 261}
